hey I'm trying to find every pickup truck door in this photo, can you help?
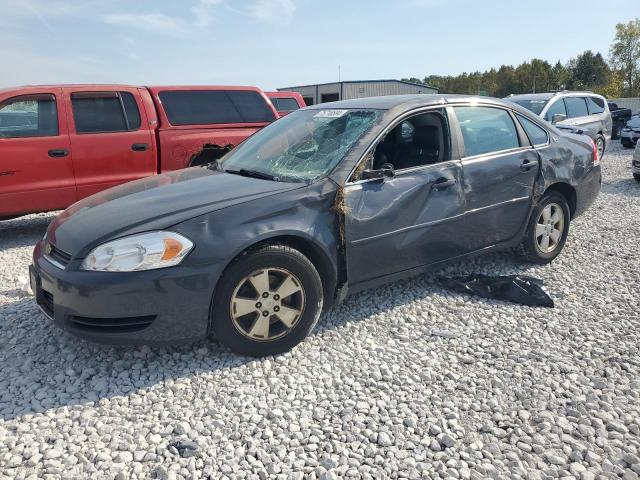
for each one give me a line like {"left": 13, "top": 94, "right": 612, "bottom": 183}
{"left": 64, "top": 86, "right": 155, "bottom": 200}
{"left": 0, "top": 89, "right": 76, "bottom": 217}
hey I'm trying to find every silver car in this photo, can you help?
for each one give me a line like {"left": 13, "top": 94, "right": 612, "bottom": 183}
{"left": 508, "top": 91, "right": 612, "bottom": 159}
{"left": 620, "top": 115, "right": 640, "bottom": 149}
{"left": 633, "top": 140, "right": 640, "bottom": 182}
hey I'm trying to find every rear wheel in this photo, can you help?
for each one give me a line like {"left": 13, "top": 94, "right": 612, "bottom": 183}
{"left": 516, "top": 191, "right": 571, "bottom": 264}
{"left": 622, "top": 140, "right": 634, "bottom": 149}
{"left": 595, "top": 134, "right": 605, "bottom": 160}
{"left": 210, "top": 245, "right": 323, "bottom": 357}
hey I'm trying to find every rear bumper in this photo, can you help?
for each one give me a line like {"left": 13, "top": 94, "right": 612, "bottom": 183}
{"left": 574, "top": 166, "right": 601, "bottom": 219}
{"left": 31, "top": 240, "right": 222, "bottom": 345}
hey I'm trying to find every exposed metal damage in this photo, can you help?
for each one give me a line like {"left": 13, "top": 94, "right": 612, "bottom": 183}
{"left": 189, "top": 143, "right": 235, "bottom": 167}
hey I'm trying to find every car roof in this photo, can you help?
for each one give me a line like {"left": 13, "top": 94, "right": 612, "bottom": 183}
{"left": 509, "top": 91, "right": 604, "bottom": 101}
{"left": 306, "top": 94, "right": 510, "bottom": 111}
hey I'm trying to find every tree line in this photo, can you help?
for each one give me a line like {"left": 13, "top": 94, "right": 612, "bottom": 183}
{"left": 402, "top": 19, "right": 640, "bottom": 99}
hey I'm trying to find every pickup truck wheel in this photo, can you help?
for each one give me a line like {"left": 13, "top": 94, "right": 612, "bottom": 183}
{"left": 622, "top": 140, "right": 634, "bottom": 149}
{"left": 612, "top": 122, "right": 621, "bottom": 140}
{"left": 516, "top": 191, "right": 570, "bottom": 265}
{"left": 210, "top": 245, "right": 323, "bottom": 357}
{"left": 634, "top": 174, "right": 640, "bottom": 183}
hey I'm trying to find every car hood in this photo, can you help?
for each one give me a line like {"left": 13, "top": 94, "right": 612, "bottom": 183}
{"left": 625, "top": 116, "right": 640, "bottom": 128}
{"left": 47, "top": 168, "right": 302, "bottom": 256}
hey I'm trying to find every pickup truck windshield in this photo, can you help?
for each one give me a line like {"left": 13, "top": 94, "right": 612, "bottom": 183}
{"left": 512, "top": 99, "right": 549, "bottom": 116}
{"left": 220, "top": 109, "right": 381, "bottom": 183}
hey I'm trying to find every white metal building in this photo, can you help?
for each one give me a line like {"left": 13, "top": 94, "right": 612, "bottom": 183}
{"left": 277, "top": 79, "right": 438, "bottom": 106}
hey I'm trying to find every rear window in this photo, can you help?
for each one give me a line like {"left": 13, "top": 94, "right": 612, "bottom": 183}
{"left": 586, "top": 96, "right": 605, "bottom": 114}
{"left": 512, "top": 99, "right": 548, "bottom": 116}
{"left": 271, "top": 97, "right": 300, "bottom": 112}
{"left": 564, "top": 97, "right": 589, "bottom": 118}
{"left": 159, "top": 90, "right": 276, "bottom": 125}
{"left": 71, "top": 91, "right": 141, "bottom": 133}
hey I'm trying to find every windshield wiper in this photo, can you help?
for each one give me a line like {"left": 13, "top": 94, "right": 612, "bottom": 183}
{"left": 224, "top": 168, "right": 279, "bottom": 181}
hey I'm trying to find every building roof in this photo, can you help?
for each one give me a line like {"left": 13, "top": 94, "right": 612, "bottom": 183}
{"left": 278, "top": 79, "right": 437, "bottom": 91}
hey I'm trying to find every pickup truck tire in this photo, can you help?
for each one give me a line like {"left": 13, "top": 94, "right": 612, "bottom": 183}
{"left": 210, "top": 244, "right": 323, "bottom": 357}
{"left": 634, "top": 174, "right": 640, "bottom": 183}
{"left": 516, "top": 191, "right": 571, "bottom": 265}
{"left": 622, "top": 140, "right": 635, "bottom": 149}
{"left": 612, "top": 121, "right": 622, "bottom": 140}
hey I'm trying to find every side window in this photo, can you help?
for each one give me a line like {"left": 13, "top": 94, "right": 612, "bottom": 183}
{"left": 71, "top": 91, "right": 141, "bottom": 133}
{"left": 454, "top": 106, "right": 519, "bottom": 157}
{"left": 517, "top": 114, "right": 549, "bottom": 146}
{"left": 351, "top": 109, "right": 451, "bottom": 181}
{"left": 564, "top": 97, "right": 589, "bottom": 118}
{"left": 0, "top": 94, "right": 58, "bottom": 138}
{"left": 586, "top": 96, "right": 605, "bottom": 114}
{"left": 271, "top": 97, "right": 300, "bottom": 112}
{"left": 544, "top": 99, "right": 567, "bottom": 121}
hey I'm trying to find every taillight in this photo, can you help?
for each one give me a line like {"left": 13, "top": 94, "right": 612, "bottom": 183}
{"left": 592, "top": 139, "right": 599, "bottom": 166}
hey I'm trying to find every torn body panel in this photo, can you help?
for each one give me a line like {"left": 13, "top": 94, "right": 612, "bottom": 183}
{"left": 157, "top": 128, "right": 261, "bottom": 172}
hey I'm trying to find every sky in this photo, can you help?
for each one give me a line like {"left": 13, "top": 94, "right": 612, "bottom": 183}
{"left": 0, "top": 0, "right": 636, "bottom": 90}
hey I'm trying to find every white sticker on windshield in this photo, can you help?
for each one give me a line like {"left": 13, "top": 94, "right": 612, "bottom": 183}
{"left": 314, "top": 109, "right": 348, "bottom": 118}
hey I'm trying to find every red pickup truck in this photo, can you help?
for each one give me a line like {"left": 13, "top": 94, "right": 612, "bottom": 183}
{"left": 0, "top": 84, "right": 278, "bottom": 219}
{"left": 266, "top": 92, "right": 306, "bottom": 117}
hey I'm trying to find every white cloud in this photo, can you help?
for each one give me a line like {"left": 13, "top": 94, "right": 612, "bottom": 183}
{"left": 250, "top": 0, "right": 296, "bottom": 26}
{"left": 192, "top": 0, "right": 223, "bottom": 28}
{"left": 102, "top": 0, "right": 222, "bottom": 37}
{"left": 103, "top": 12, "right": 184, "bottom": 35}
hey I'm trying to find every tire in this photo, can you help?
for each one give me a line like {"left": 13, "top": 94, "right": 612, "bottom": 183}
{"left": 595, "top": 134, "right": 605, "bottom": 160}
{"left": 622, "top": 140, "right": 634, "bottom": 149}
{"left": 210, "top": 244, "right": 323, "bottom": 357}
{"left": 516, "top": 191, "right": 571, "bottom": 264}
{"left": 634, "top": 173, "right": 640, "bottom": 183}
{"left": 612, "top": 122, "right": 621, "bottom": 140}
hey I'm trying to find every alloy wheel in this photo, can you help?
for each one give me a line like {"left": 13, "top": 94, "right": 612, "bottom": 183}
{"left": 535, "top": 203, "right": 564, "bottom": 253}
{"left": 230, "top": 268, "right": 305, "bottom": 341}
{"left": 596, "top": 137, "right": 605, "bottom": 160}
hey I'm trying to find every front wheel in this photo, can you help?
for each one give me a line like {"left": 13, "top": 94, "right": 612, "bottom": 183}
{"left": 516, "top": 192, "right": 571, "bottom": 264}
{"left": 210, "top": 245, "right": 323, "bottom": 357}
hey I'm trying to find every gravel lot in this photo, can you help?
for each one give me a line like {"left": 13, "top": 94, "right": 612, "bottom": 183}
{"left": 1, "top": 143, "right": 638, "bottom": 480}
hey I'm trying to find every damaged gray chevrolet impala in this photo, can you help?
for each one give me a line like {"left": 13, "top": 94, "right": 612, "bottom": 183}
{"left": 31, "top": 95, "right": 601, "bottom": 356}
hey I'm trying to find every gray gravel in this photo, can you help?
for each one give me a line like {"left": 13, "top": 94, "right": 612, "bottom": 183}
{"left": 1, "top": 143, "right": 639, "bottom": 480}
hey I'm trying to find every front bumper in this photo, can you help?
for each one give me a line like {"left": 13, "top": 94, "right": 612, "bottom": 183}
{"left": 31, "top": 240, "right": 222, "bottom": 345}
{"left": 620, "top": 130, "right": 640, "bottom": 144}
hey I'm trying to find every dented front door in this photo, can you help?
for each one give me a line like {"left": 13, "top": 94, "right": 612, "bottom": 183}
{"left": 343, "top": 161, "right": 467, "bottom": 286}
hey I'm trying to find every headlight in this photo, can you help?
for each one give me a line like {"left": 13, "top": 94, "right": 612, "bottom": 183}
{"left": 81, "top": 231, "right": 194, "bottom": 272}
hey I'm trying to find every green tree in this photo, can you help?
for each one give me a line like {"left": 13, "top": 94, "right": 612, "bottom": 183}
{"left": 609, "top": 18, "right": 640, "bottom": 96}
{"left": 566, "top": 50, "right": 611, "bottom": 90}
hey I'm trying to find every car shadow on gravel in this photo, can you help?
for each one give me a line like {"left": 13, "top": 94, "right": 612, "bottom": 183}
{"left": 0, "top": 214, "right": 52, "bottom": 250}
{"left": 0, "top": 250, "right": 539, "bottom": 422}
{"left": 0, "top": 297, "right": 254, "bottom": 422}
{"left": 601, "top": 178, "right": 640, "bottom": 197}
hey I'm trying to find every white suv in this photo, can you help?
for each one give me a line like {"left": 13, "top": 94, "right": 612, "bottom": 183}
{"left": 508, "top": 91, "right": 612, "bottom": 159}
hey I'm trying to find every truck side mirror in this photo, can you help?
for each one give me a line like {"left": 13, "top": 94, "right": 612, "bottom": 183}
{"left": 552, "top": 114, "right": 567, "bottom": 124}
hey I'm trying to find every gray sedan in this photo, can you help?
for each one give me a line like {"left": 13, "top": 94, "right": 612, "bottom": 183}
{"left": 31, "top": 95, "right": 601, "bottom": 356}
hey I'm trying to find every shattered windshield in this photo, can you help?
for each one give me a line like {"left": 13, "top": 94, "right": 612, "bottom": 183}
{"left": 219, "top": 109, "right": 381, "bottom": 183}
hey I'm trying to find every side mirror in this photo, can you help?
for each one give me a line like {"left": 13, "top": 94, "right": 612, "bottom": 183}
{"left": 551, "top": 113, "right": 567, "bottom": 124}
{"left": 361, "top": 165, "right": 395, "bottom": 180}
